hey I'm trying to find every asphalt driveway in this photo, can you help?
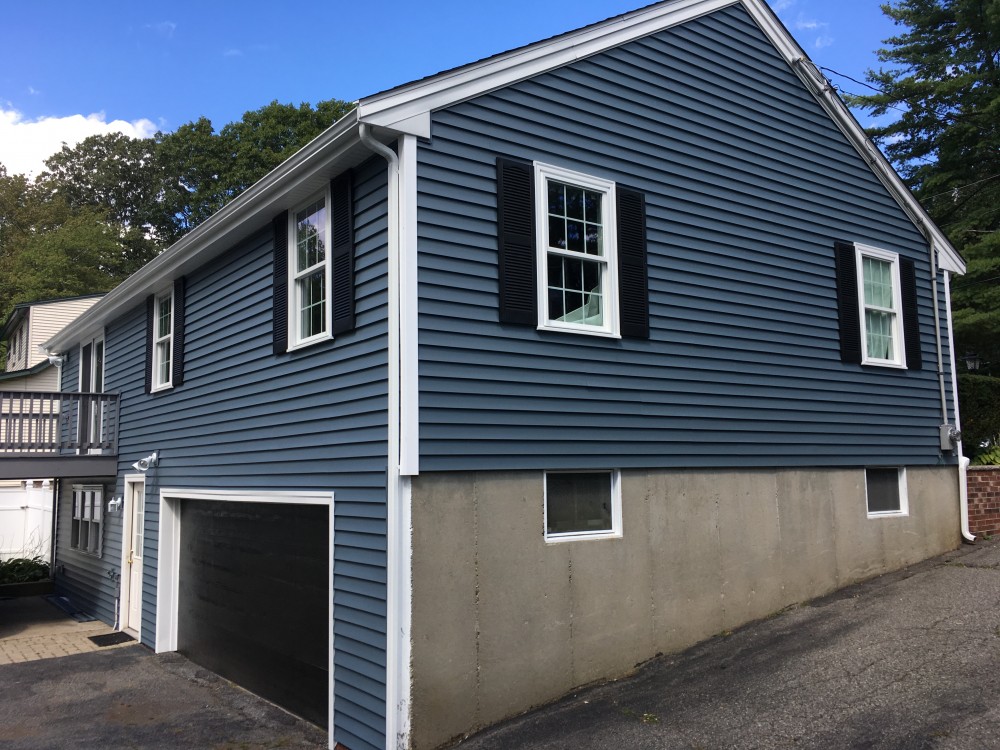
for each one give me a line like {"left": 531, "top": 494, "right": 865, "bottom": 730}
{"left": 0, "top": 644, "right": 327, "bottom": 749}
{"left": 2, "top": 539, "right": 999, "bottom": 749}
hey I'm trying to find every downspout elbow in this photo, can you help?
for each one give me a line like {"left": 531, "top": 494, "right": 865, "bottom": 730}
{"left": 959, "top": 453, "right": 976, "bottom": 543}
{"left": 359, "top": 123, "right": 398, "bottom": 170}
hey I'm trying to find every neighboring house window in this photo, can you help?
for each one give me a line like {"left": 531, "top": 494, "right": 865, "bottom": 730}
{"left": 866, "top": 467, "right": 907, "bottom": 517}
{"left": 145, "top": 278, "right": 186, "bottom": 394}
{"left": 544, "top": 470, "right": 622, "bottom": 542}
{"left": 290, "top": 193, "right": 331, "bottom": 346}
{"left": 535, "top": 163, "right": 618, "bottom": 337}
{"left": 495, "top": 157, "right": 649, "bottom": 340}
{"left": 272, "top": 173, "right": 356, "bottom": 354}
{"left": 71, "top": 485, "right": 103, "bottom": 555}
{"left": 833, "top": 241, "right": 920, "bottom": 370}
{"left": 153, "top": 289, "right": 173, "bottom": 389}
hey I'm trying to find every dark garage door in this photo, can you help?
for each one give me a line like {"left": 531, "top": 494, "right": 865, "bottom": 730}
{"left": 178, "top": 500, "right": 329, "bottom": 727}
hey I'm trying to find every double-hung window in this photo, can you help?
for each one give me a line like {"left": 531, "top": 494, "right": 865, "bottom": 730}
{"left": 289, "top": 192, "right": 331, "bottom": 347}
{"left": 834, "top": 240, "right": 920, "bottom": 369}
{"left": 152, "top": 289, "right": 173, "bottom": 390}
{"left": 71, "top": 485, "right": 103, "bottom": 555}
{"left": 856, "top": 244, "right": 904, "bottom": 367}
{"left": 535, "top": 163, "right": 619, "bottom": 337}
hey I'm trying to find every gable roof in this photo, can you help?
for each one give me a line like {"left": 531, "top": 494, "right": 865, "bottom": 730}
{"left": 44, "top": 0, "right": 963, "bottom": 353}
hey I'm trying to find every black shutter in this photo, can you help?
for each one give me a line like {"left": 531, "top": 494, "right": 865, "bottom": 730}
{"left": 900, "top": 257, "right": 922, "bottom": 370}
{"left": 834, "top": 241, "right": 862, "bottom": 364}
{"left": 273, "top": 211, "right": 289, "bottom": 355}
{"left": 496, "top": 157, "right": 537, "bottom": 325}
{"left": 144, "top": 296, "right": 154, "bottom": 394}
{"left": 331, "top": 171, "right": 356, "bottom": 335}
{"left": 172, "top": 276, "right": 186, "bottom": 387}
{"left": 616, "top": 187, "right": 650, "bottom": 339}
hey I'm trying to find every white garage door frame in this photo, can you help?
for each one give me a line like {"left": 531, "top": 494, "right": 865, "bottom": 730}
{"left": 155, "top": 487, "right": 334, "bottom": 742}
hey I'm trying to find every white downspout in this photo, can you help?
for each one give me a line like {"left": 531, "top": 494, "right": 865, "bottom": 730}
{"left": 944, "top": 270, "right": 976, "bottom": 542}
{"left": 358, "top": 122, "right": 413, "bottom": 750}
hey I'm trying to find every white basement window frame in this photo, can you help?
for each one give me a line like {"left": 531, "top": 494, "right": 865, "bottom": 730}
{"left": 534, "top": 162, "right": 620, "bottom": 338}
{"left": 544, "top": 469, "right": 622, "bottom": 542}
{"left": 152, "top": 288, "right": 174, "bottom": 391}
{"left": 288, "top": 188, "right": 333, "bottom": 349}
{"left": 865, "top": 467, "right": 908, "bottom": 517}
{"left": 855, "top": 243, "right": 906, "bottom": 368}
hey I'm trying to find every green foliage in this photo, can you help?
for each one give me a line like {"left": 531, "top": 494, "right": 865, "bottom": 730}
{"left": 0, "top": 556, "right": 50, "bottom": 584}
{"left": 957, "top": 374, "right": 1000, "bottom": 459}
{"left": 0, "top": 98, "right": 355, "bottom": 324}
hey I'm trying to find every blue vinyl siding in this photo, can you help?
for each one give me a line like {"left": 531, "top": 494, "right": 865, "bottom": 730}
{"left": 52, "top": 343, "right": 121, "bottom": 625}
{"left": 416, "top": 5, "right": 954, "bottom": 471}
{"left": 97, "top": 158, "right": 389, "bottom": 750}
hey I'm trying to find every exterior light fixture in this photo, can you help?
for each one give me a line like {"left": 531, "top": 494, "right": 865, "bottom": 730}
{"left": 962, "top": 352, "right": 983, "bottom": 371}
{"left": 131, "top": 452, "right": 158, "bottom": 472}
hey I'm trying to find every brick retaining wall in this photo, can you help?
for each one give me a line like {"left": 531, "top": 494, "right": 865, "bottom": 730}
{"left": 968, "top": 466, "right": 1000, "bottom": 537}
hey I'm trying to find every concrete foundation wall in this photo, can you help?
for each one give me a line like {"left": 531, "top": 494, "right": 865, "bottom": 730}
{"left": 409, "top": 466, "right": 960, "bottom": 749}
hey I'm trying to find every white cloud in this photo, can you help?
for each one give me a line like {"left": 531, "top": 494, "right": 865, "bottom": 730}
{"left": 796, "top": 19, "right": 822, "bottom": 30}
{"left": 772, "top": 0, "right": 795, "bottom": 10}
{"left": 814, "top": 35, "right": 834, "bottom": 49}
{"left": 146, "top": 21, "right": 177, "bottom": 39}
{"left": 0, "top": 107, "right": 158, "bottom": 177}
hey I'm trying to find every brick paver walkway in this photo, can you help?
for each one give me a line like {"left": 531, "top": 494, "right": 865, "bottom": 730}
{"left": 0, "top": 595, "right": 133, "bottom": 664}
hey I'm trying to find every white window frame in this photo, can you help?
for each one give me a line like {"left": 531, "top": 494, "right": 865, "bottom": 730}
{"left": 287, "top": 187, "right": 333, "bottom": 350}
{"left": 534, "top": 162, "right": 620, "bottom": 338}
{"left": 855, "top": 243, "right": 906, "bottom": 369}
{"left": 152, "top": 288, "right": 174, "bottom": 391}
{"left": 543, "top": 469, "right": 623, "bottom": 543}
{"left": 865, "top": 467, "right": 909, "bottom": 518}
{"left": 71, "top": 484, "right": 104, "bottom": 556}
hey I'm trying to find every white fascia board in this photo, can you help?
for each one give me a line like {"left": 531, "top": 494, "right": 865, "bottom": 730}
{"left": 740, "top": 0, "right": 966, "bottom": 276}
{"left": 43, "top": 110, "right": 363, "bottom": 354}
{"left": 356, "top": 0, "right": 737, "bottom": 127}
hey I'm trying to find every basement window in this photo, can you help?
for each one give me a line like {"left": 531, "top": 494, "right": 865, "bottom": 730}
{"left": 544, "top": 470, "right": 622, "bottom": 542}
{"left": 866, "top": 467, "right": 908, "bottom": 517}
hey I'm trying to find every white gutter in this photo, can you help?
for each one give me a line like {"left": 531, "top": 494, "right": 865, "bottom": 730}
{"left": 944, "top": 271, "right": 976, "bottom": 542}
{"left": 357, "top": 123, "right": 413, "bottom": 750}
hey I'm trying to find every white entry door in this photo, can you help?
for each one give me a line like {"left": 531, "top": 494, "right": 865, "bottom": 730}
{"left": 123, "top": 480, "right": 145, "bottom": 634}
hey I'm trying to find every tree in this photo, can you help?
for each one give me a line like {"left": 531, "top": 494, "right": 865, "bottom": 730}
{"left": 217, "top": 99, "right": 355, "bottom": 196}
{"left": 846, "top": 0, "right": 1000, "bottom": 365}
{"left": 40, "top": 133, "right": 166, "bottom": 271}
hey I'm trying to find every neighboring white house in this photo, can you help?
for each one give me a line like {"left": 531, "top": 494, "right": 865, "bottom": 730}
{"left": 0, "top": 294, "right": 103, "bottom": 561}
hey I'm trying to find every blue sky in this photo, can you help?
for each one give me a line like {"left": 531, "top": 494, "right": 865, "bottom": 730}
{"left": 0, "top": 0, "right": 900, "bottom": 176}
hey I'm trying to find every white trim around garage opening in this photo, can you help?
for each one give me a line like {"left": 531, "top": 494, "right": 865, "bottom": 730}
{"left": 154, "top": 487, "right": 335, "bottom": 744}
